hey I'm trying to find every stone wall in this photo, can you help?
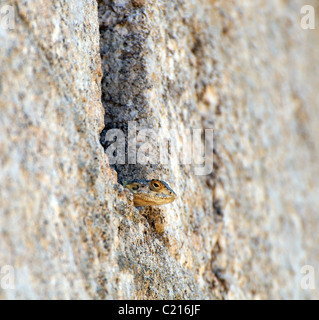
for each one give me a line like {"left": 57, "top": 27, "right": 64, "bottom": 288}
{"left": 0, "top": 0, "right": 318, "bottom": 299}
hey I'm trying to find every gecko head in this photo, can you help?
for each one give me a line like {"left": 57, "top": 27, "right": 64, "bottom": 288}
{"left": 124, "top": 179, "right": 176, "bottom": 207}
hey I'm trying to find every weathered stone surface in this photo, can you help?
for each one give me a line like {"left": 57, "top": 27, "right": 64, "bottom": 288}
{"left": 0, "top": 0, "right": 319, "bottom": 299}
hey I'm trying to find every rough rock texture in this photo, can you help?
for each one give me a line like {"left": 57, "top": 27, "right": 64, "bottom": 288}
{"left": 0, "top": 0, "right": 319, "bottom": 299}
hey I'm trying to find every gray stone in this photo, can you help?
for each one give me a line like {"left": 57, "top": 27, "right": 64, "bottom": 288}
{"left": 0, "top": 0, "right": 319, "bottom": 299}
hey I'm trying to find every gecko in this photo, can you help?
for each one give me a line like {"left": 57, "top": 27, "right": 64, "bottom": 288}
{"left": 123, "top": 179, "right": 176, "bottom": 207}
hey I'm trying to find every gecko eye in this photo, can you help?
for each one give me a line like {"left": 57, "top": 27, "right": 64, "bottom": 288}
{"left": 150, "top": 180, "right": 162, "bottom": 191}
{"left": 132, "top": 184, "right": 139, "bottom": 190}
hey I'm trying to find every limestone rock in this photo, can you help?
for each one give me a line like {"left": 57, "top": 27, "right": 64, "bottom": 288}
{"left": 0, "top": 0, "right": 319, "bottom": 299}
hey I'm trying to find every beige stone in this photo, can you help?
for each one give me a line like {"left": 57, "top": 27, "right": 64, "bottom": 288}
{"left": 0, "top": 0, "right": 318, "bottom": 299}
